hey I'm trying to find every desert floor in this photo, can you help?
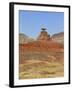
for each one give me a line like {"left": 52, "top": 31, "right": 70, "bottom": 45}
{"left": 19, "top": 51, "right": 64, "bottom": 79}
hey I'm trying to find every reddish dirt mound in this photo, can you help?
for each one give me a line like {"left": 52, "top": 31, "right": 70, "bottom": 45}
{"left": 19, "top": 41, "right": 64, "bottom": 52}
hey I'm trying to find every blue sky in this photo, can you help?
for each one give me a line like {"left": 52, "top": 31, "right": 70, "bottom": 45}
{"left": 19, "top": 10, "right": 64, "bottom": 39}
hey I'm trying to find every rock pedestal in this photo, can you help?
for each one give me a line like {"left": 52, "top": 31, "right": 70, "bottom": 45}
{"left": 37, "top": 28, "right": 51, "bottom": 41}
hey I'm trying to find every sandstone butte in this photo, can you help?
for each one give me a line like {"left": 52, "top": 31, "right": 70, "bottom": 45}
{"left": 19, "top": 28, "right": 64, "bottom": 52}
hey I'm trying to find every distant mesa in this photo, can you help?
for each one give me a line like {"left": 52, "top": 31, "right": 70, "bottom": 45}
{"left": 19, "top": 33, "right": 34, "bottom": 44}
{"left": 52, "top": 32, "right": 64, "bottom": 44}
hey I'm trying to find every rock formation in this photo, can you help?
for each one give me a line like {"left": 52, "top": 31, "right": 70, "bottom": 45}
{"left": 52, "top": 32, "right": 64, "bottom": 44}
{"left": 19, "top": 33, "right": 34, "bottom": 44}
{"left": 37, "top": 28, "right": 51, "bottom": 41}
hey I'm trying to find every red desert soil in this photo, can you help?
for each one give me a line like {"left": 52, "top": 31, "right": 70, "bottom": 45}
{"left": 19, "top": 41, "right": 64, "bottom": 52}
{"left": 19, "top": 41, "right": 64, "bottom": 64}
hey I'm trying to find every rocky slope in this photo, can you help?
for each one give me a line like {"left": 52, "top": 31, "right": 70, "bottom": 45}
{"left": 52, "top": 32, "right": 64, "bottom": 44}
{"left": 19, "top": 33, "right": 34, "bottom": 44}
